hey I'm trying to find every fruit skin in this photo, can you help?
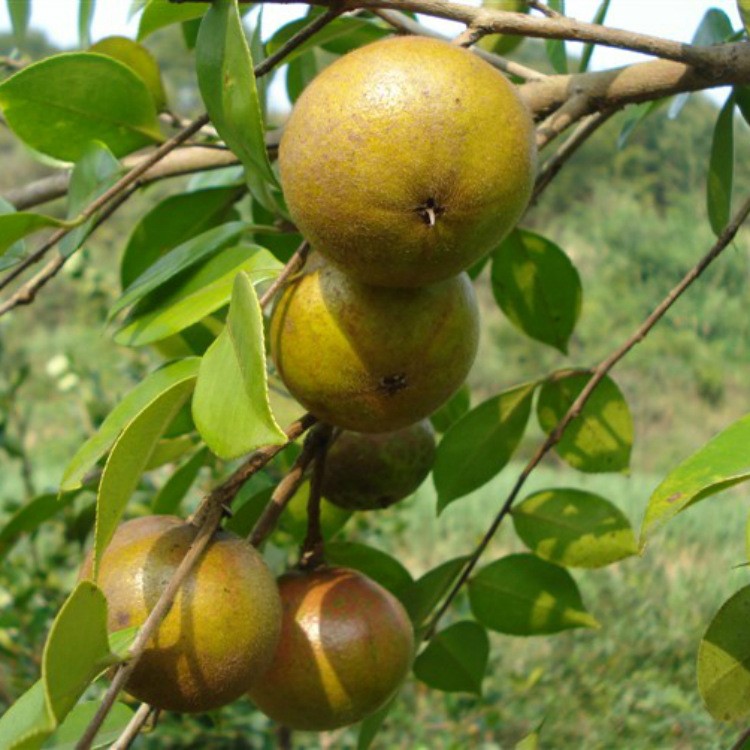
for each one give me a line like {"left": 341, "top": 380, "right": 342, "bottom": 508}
{"left": 269, "top": 263, "right": 480, "bottom": 433}
{"left": 279, "top": 35, "right": 537, "bottom": 288}
{"left": 477, "top": 0, "right": 529, "bottom": 56}
{"left": 322, "top": 420, "right": 436, "bottom": 510}
{"left": 80, "top": 515, "right": 282, "bottom": 714}
{"left": 248, "top": 567, "right": 414, "bottom": 731}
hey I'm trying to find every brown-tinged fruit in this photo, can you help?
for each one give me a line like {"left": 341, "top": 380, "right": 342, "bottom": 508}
{"left": 80, "top": 515, "right": 282, "bottom": 714}
{"left": 248, "top": 567, "right": 414, "bottom": 730}
{"left": 322, "top": 420, "right": 436, "bottom": 510}
{"left": 269, "top": 263, "right": 479, "bottom": 433}
{"left": 279, "top": 36, "right": 537, "bottom": 287}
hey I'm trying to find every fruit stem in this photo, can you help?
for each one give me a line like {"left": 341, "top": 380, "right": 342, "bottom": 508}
{"left": 299, "top": 424, "right": 334, "bottom": 570}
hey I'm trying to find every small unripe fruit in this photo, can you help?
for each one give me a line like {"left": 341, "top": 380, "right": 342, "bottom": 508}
{"left": 80, "top": 515, "right": 282, "bottom": 714}
{"left": 322, "top": 421, "right": 436, "bottom": 510}
{"left": 248, "top": 567, "right": 414, "bottom": 730}
{"left": 269, "top": 263, "right": 479, "bottom": 433}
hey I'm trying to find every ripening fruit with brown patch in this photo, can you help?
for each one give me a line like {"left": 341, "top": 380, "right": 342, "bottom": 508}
{"left": 269, "top": 263, "right": 479, "bottom": 433}
{"left": 322, "top": 420, "right": 436, "bottom": 510}
{"left": 248, "top": 567, "right": 414, "bottom": 730}
{"left": 279, "top": 35, "right": 537, "bottom": 287}
{"left": 80, "top": 515, "right": 282, "bottom": 713}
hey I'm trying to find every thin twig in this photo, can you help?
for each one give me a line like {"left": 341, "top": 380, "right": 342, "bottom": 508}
{"left": 259, "top": 241, "right": 310, "bottom": 307}
{"left": 108, "top": 704, "right": 154, "bottom": 750}
{"left": 529, "top": 0, "right": 560, "bottom": 18}
{"left": 730, "top": 726, "right": 750, "bottom": 750}
{"left": 299, "top": 424, "right": 333, "bottom": 569}
{"left": 424, "top": 194, "right": 750, "bottom": 639}
{"left": 0, "top": 55, "right": 25, "bottom": 70}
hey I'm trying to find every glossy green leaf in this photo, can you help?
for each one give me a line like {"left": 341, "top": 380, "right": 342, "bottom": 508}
{"left": 42, "top": 701, "right": 133, "bottom": 750}
{"left": 0, "top": 212, "right": 68, "bottom": 259}
{"left": 60, "top": 142, "right": 122, "bottom": 257}
{"left": 144, "top": 435, "right": 196, "bottom": 470}
{"left": 0, "top": 197, "right": 26, "bottom": 270}
{"left": 413, "top": 621, "right": 488, "bottom": 695}
{"left": 545, "top": 1, "right": 567, "bottom": 73}
{"left": 536, "top": 371, "right": 633, "bottom": 473}
{"left": 286, "top": 48, "right": 320, "bottom": 103}
{"left": 641, "top": 413, "right": 750, "bottom": 547}
{"left": 0, "top": 53, "right": 162, "bottom": 162}
{"left": 193, "top": 272, "right": 286, "bottom": 459}
{"left": 579, "top": 0, "right": 610, "bottom": 73}
{"left": 197, "top": 0, "right": 279, "bottom": 210}
{"left": 94, "top": 377, "right": 196, "bottom": 573}
{"left": 326, "top": 541, "right": 414, "bottom": 601}
{"left": 78, "top": 0, "right": 96, "bottom": 47}
{"left": 61, "top": 358, "right": 200, "bottom": 490}
{"left": 120, "top": 186, "right": 243, "bottom": 288}
{"left": 43, "top": 582, "right": 115, "bottom": 723}
{"left": 137, "top": 0, "right": 208, "bottom": 40}
{"left": 115, "top": 245, "right": 282, "bottom": 346}
{"left": 7, "top": 0, "right": 30, "bottom": 46}
{"left": 513, "top": 488, "right": 637, "bottom": 568}
{"left": 707, "top": 93, "right": 735, "bottom": 236}
{"left": 404, "top": 556, "right": 470, "bottom": 627}
{"left": 434, "top": 383, "right": 535, "bottom": 511}
{"left": 698, "top": 585, "right": 750, "bottom": 721}
{"left": 108, "top": 626, "right": 139, "bottom": 661}
{"left": 152, "top": 448, "right": 207, "bottom": 515}
{"left": 491, "top": 229, "right": 582, "bottom": 353}
{"left": 0, "top": 680, "right": 54, "bottom": 750}
{"left": 111, "top": 221, "right": 245, "bottom": 318}
{"left": 430, "top": 384, "right": 470, "bottom": 434}
{"left": 90, "top": 36, "right": 167, "bottom": 110}
{"left": 225, "top": 486, "right": 274, "bottom": 537}
{"left": 469, "top": 554, "right": 599, "bottom": 635}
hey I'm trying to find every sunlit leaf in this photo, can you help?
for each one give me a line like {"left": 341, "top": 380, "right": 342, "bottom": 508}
{"left": 0, "top": 212, "right": 67, "bottom": 259}
{"left": 138, "top": 0, "right": 208, "bottom": 41}
{"left": 43, "top": 701, "right": 133, "bottom": 750}
{"left": 404, "top": 556, "right": 470, "bottom": 627}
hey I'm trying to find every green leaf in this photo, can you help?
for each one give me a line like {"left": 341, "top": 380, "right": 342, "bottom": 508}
{"left": 513, "top": 488, "right": 637, "bottom": 568}
{"left": 707, "top": 93, "right": 735, "bottom": 236}
{"left": 516, "top": 731, "right": 542, "bottom": 750}
{"left": 78, "top": 0, "right": 96, "bottom": 47}
{"left": 193, "top": 272, "right": 286, "bottom": 459}
{"left": 0, "top": 213, "right": 68, "bottom": 259}
{"left": 0, "top": 197, "right": 26, "bottom": 270}
{"left": 115, "top": 245, "right": 282, "bottom": 346}
{"left": 469, "top": 553, "right": 599, "bottom": 635}
{"left": 403, "top": 556, "right": 470, "bottom": 627}
{"left": 277, "top": 481, "right": 352, "bottom": 543}
{"left": 740, "top": 0, "right": 750, "bottom": 34}
{"left": 0, "top": 492, "right": 80, "bottom": 560}
{"left": 111, "top": 221, "right": 246, "bottom": 318}
{"left": 152, "top": 448, "right": 207, "bottom": 515}
{"left": 224, "top": 486, "right": 274, "bottom": 537}
{"left": 42, "top": 702, "right": 133, "bottom": 750}
{"left": 0, "top": 680, "right": 54, "bottom": 750}
{"left": 61, "top": 358, "right": 200, "bottom": 490}
{"left": 545, "top": 1, "right": 567, "bottom": 73}
{"left": 434, "top": 383, "right": 535, "bottom": 511}
{"left": 138, "top": 0, "right": 208, "bottom": 41}
{"left": 144, "top": 435, "right": 195, "bottom": 470}
{"left": 325, "top": 541, "right": 414, "bottom": 601}
{"left": 491, "top": 229, "right": 582, "bottom": 353}
{"left": 536, "top": 371, "right": 633, "bottom": 473}
{"left": 286, "top": 49, "right": 320, "bottom": 104}
{"left": 0, "top": 53, "right": 162, "bottom": 162}
{"left": 430, "top": 383, "right": 470, "bottom": 434}
{"left": 357, "top": 695, "right": 398, "bottom": 750}
{"left": 94, "top": 377, "right": 196, "bottom": 573}
{"left": 698, "top": 585, "right": 750, "bottom": 721}
{"left": 197, "top": 0, "right": 280, "bottom": 210}
{"left": 7, "top": 0, "right": 30, "bottom": 46}
{"left": 120, "top": 186, "right": 243, "bottom": 288}
{"left": 618, "top": 100, "right": 664, "bottom": 149}
{"left": 108, "top": 626, "right": 139, "bottom": 661}
{"left": 60, "top": 142, "right": 123, "bottom": 257}
{"left": 90, "top": 36, "right": 167, "bottom": 111}
{"left": 579, "top": 0, "right": 610, "bottom": 73}
{"left": 413, "top": 621, "right": 489, "bottom": 695}
{"left": 640, "top": 413, "right": 750, "bottom": 547}
{"left": 735, "top": 86, "right": 750, "bottom": 127}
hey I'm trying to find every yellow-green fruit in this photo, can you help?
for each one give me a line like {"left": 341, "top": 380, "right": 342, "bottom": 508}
{"left": 269, "top": 263, "right": 479, "bottom": 433}
{"left": 248, "top": 567, "right": 414, "bottom": 731}
{"left": 477, "top": 0, "right": 530, "bottom": 56}
{"left": 322, "top": 420, "right": 436, "bottom": 510}
{"left": 279, "top": 36, "right": 537, "bottom": 288}
{"left": 80, "top": 516, "right": 282, "bottom": 713}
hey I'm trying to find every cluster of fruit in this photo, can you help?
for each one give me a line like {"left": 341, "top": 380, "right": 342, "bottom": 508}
{"left": 82, "top": 36, "right": 536, "bottom": 732}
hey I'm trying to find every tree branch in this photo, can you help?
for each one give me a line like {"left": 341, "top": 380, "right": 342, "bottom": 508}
{"left": 424, "top": 194, "right": 750, "bottom": 639}
{"left": 299, "top": 425, "right": 333, "bottom": 569}
{"left": 108, "top": 704, "right": 154, "bottom": 750}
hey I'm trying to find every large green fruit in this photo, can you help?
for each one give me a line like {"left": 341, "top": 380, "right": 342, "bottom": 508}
{"left": 279, "top": 36, "right": 537, "bottom": 288}
{"left": 477, "top": 0, "right": 530, "bottom": 56}
{"left": 248, "top": 567, "right": 414, "bottom": 731}
{"left": 80, "top": 515, "right": 282, "bottom": 713}
{"left": 322, "top": 420, "right": 436, "bottom": 510}
{"left": 269, "top": 263, "right": 479, "bottom": 433}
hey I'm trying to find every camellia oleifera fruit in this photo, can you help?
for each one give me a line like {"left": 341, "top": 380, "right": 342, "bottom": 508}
{"left": 270, "top": 263, "right": 479, "bottom": 433}
{"left": 322, "top": 420, "right": 436, "bottom": 510}
{"left": 80, "top": 515, "right": 282, "bottom": 713}
{"left": 477, "top": 0, "right": 530, "bottom": 56}
{"left": 279, "top": 36, "right": 537, "bottom": 287}
{"left": 248, "top": 567, "right": 414, "bottom": 730}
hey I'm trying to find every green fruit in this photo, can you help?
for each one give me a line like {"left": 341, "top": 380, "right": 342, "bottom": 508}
{"left": 269, "top": 263, "right": 479, "bottom": 433}
{"left": 477, "top": 0, "right": 530, "bottom": 56}
{"left": 279, "top": 36, "right": 537, "bottom": 288}
{"left": 322, "top": 420, "right": 436, "bottom": 510}
{"left": 248, "top": 567, "right": 414, "bottom": 730}
{"left": 80, "top": 515, "right": 282, "bottom": 713}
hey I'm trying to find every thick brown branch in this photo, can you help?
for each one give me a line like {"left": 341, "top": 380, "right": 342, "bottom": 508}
{"left": 424, "top": 194, "right": 750, "bottom": 638}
